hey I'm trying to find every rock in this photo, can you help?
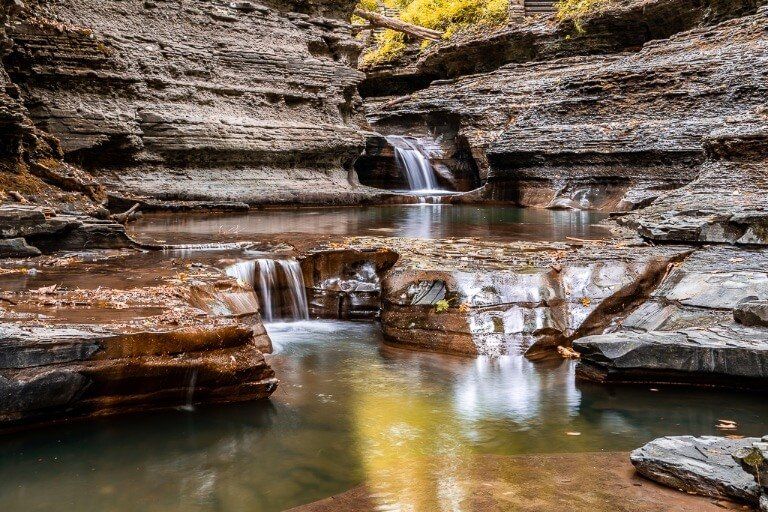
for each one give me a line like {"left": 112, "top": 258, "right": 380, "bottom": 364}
{"left": 733, "top": 441, "right": 768, "bottom": 493}
{"left": 574, "top": 245, "right": 768, "bottom": 388}
{"left": 735, "top": 300, "right": 768, "bottom": 327}
{"left": 0, "top": 254, "right": 277, "bottom": 427}
{"left": 0, "top": 205, "right": 72, "bottom": 239}
{"left": 761, "top": 493, "right": 768, "bottom": 512}
{"left": 367, "top": 8, "right": 768, "bottom": 216}
{"left": 360, "top": 0, "right": 764, "bottom": 97}
{"left": 1, "top": 0, "right": 376, "bottom": 207}
{"left": 302, "top": 237, "right": 686, "bottom": 357}
{"left": 0, "top": 238, "right": 41, "bottom": 258}
{"left": 619, "top": 127, "right": 768, "bottom": 245}
{"left": 574, "top": 324, "right": 768, "bottom": 387}
{"left": 620, "top": 246, "right": 768, "bottom": 332}
{"left": 631, "top": 436, "right": 762, "bottom": 505}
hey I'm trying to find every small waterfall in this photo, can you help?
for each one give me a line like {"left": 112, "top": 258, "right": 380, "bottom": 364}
{"left": 227, "top": 258, "right": 309, "bottom": 322}
{"left": 386, "top": 135, "right": 441, "bottom": 192}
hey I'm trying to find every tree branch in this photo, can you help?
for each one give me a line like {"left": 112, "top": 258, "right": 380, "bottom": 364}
{"left": 353, "top": 8, "right": 444, "bottom": 41}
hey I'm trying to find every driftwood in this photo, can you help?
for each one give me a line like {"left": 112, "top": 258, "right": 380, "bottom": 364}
{"left": 353, "top": 8, "right": 443, "bottom": 41}
{"left": 111, "top": 203, "right": 141, "bottom": 224}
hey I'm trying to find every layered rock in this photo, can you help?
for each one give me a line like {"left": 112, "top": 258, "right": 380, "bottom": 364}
{"left": 631, "top": 436, "right": 763, "bottom": 506}
{"left": 360, "top": 0, "right": 764, "bottom": 97}
{"left": 0, "top": 250, "right": 277, "bottom": 428}
{"left": 301, "top": 237, "right": 687, "bottom": 357}
{"left": 575, "top": 246, "right": 768, "bottom": 387}
{"left": 0, "top": 204, "right": 134, "bottom": 254}
{"left": 2, "top": 0, "right": 379, "bottom": 207}
{"left": 618, "top": 126, "right": 768, "bottom": 245}
{"left": 366, "top": 7, "right": 768, "bottom": 212}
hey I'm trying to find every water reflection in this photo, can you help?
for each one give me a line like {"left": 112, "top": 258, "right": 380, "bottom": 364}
{"left": 0, "top": 321, "right": 763, "bottom": 512}
{"left": 128, "top": 206, "right": 610, "bottom": 244}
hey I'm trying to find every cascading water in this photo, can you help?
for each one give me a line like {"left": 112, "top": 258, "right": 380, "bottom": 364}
{"left": 386, "top": 135, "right": 442, "bottom": 192}
{"left": 227, "top": 258, "right": 309, "bottom": 322}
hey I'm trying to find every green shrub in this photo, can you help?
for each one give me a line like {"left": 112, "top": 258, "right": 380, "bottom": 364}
{"left": 360, "top": 0, "right": 509, "bottom": 66}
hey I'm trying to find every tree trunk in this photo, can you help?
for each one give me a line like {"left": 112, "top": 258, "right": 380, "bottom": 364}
{"left": 353, "top": 9, "right": 443, "bottom": 41}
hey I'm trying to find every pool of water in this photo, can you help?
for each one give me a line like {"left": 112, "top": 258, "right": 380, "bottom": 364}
{"left": 0, "top": 321, "right": 763, "bottom": 512}
{"left": 128, "top": 205, "right": 611, "bottom": 245}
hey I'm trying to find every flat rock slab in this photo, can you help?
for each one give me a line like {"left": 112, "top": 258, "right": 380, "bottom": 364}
{"left": 575, "top": 324, "right": 768, "bottom": 387}
{"left": 631, "top": 436, "right": 762, "bottom": 505}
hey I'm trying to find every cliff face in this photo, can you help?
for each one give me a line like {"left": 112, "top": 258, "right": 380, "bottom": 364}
{"left": 2, "top": 0, "right": 376, "bottom": 207}
{"left": 367, "top": 7, "right": 768, "bottom": 215}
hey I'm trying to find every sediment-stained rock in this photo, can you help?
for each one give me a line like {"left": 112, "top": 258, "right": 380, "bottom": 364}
{"left": 304, "top": 237, "right": 686, "bottom": 357}
{"left": 299, "top": 247, "right": 399, "bottom": 320}
{"left": 367, "top": 8, "right": 768, "bottom": 212}
{"left": 631, "top": 436, "right": 762, "bottom": 505}
{"left": 0, "top": 251, "right": 276, "bottom": 428}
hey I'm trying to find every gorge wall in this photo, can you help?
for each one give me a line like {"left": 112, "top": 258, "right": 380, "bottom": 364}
{"left": 365, "top": 2, "right": 767, "bottom": 216}
{"left": 1, "top": 0, "right": 381, "bottom": 209}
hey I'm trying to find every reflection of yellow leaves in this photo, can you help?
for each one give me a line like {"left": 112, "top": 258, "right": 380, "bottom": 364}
{"left": 176, "top": 272, "right": 189, "bottom": 282}
{"left": 557, "top": 346, "right": 581, "bottom": 359}
{"left": 458, "top": 302, "right": 471, "bottom": 313}
{"left": 580, "top": 297, "right": 591, "bottom": 307}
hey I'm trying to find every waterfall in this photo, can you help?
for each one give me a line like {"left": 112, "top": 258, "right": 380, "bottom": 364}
{"left": 386, "top": 135, "right": 441, "bottom": 192}
{"left": 227, "top": 258, "right": 309, "bottom": 322}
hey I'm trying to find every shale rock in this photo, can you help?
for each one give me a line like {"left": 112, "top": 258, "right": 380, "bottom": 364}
{"left": 0, "top": 204, "right": 135, "bottom": 255}
{"left": 631, "top": 436, "right": 762, "bottom": 505}
{"left": 0, "top": 237, "right": 40, "bottom": 258}
{"left": 367, "top": 8, "right": 768, "bottom": 214}
{"left": 620, "top": 127, "right": 768, "bottom": 245}
{"left": 575, "top": 246, "right": 768, "bottom": 387}
{"left": 575, "top": 324, "right": 768, "bottom": 387}
{"left": 1, "top": 0, "right": 378, "bottom": 207}
{"left": 0, "top": 251, "right": 277, "bottom": 427}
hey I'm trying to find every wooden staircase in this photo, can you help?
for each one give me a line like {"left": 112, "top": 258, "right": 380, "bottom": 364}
{"left": 524, "top": 0, "right": 558, "bottom": 16}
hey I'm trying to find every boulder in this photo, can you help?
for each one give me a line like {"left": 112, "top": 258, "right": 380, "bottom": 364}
{"left": 0, "top": 237, "right": 41, "bottom": 258}
{"left": 575, "top": 324, "right": 768, "bottom": 387}
{"left": 631, "top": 436, "right": 762, "bottom": 505}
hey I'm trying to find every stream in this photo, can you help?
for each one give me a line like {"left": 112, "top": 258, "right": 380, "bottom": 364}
{"left": 0, "top": 206, "right": 764, "bottom": 511}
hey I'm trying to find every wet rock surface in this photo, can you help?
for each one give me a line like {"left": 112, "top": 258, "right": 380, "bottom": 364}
{"left": 0, "top": 250, "right": 277, "bottom": 428}
{"left": 631, "top": 436, "right": 762, "bottom": 505}
{"left": 367, "top": 8, "right": 768, "bottom": 212}
{"left": 302, "top": 236, "right": 686, "bottom": 357}
{"left": 575, "top": 325, "right": 768, "bottom": 387}
{"left": 576, "top": 246, "right": 768, "bottom": 387}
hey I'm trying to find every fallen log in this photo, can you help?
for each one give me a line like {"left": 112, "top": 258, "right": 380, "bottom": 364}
{"left": 353, "top": 8, "right": 443, "bottom": 41}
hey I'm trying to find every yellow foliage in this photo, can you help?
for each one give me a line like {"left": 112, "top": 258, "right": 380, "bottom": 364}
{"left": 556, "top": 0, "right": 610, "bottom": 29}
{"left": 361, "top": 0, "right": 509, "bottom": 66}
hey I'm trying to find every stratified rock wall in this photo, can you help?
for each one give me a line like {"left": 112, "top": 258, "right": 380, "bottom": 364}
{"left": 368, "top": 8, "right": 768, "bottom": 212}
{"left": 3, "top": 0, "right": 377, "bottom": 206}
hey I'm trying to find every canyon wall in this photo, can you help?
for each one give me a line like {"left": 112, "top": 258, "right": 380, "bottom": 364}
{"left": 1, "top": 0, "right": 380, "bottom": 208}
{"left": 366, "top": 3, "right": 767, "bottom": 216}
